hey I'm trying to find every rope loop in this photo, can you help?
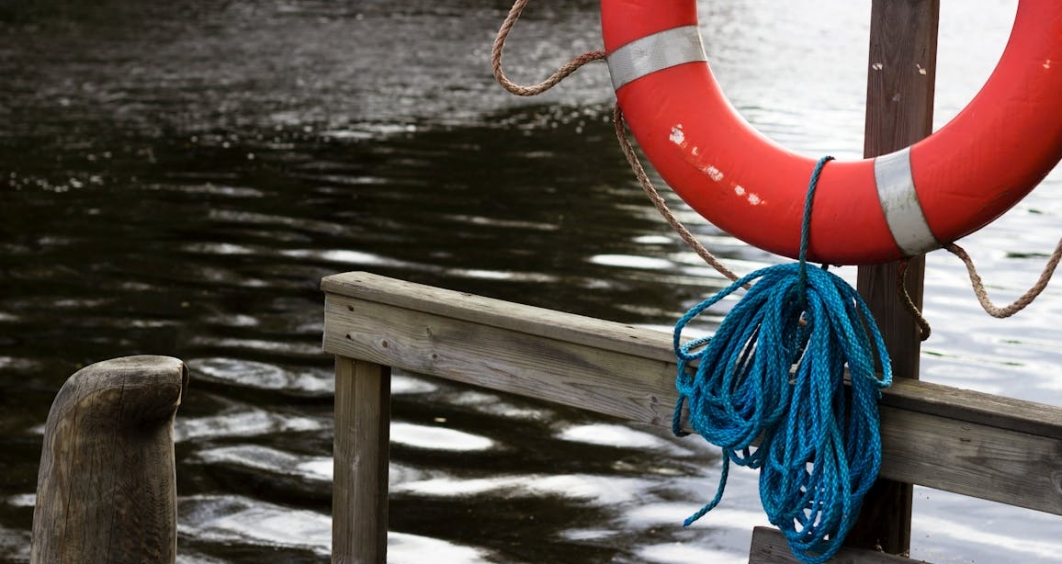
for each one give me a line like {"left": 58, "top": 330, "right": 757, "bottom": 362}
{"left": 947, "top": 240, "right": 1062, "bottom": 318}
{"left": 491, "top": 0, "right": 605, "bottom": 96}
{"left": 673, "top": 159, "right": 892, "bottom": 564}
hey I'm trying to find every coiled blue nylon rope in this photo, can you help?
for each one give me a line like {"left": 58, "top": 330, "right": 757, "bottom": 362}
{"left": 672, "top": 156, "right": 893, "bottom": 564}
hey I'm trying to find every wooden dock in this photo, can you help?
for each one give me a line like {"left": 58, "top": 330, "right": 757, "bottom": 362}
{"left": 322, "top": 271, "right": 1062, "bottom": 563}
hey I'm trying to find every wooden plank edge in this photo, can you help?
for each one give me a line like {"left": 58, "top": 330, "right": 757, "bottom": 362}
{"left": 882, "top": 377, "right": 1062, "bottom": 441}
{"left": 321, "top": 271, "right": 676, "bottom": 363}
{"left": 749, "top": 526, "right": 930, "bottom": 564}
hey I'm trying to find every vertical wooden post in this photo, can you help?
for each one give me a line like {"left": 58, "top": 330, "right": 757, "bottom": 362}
{"left": 333, "top": 357, "right": 391, "bottom": 564}
{"left": 850, "top": 0, "right": 939, "bottom": 555}
{"left": 31, "top": 356, "right": 186, "bottom": 564}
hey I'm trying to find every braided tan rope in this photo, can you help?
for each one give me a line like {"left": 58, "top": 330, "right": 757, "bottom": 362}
{"left": 896, "top": 260, "right": 932, "bottom": 341}
{"left": 613, "top": 104, "right": 743, "bottom": 284}
{"left": 946, "top": 240, "right": 1062, "bottom": 318}
{"left": 490, "top": 0, "right": 740, "bottom": 283}
{"left": 491, "top": 0, "right": 605, "bottom": 96}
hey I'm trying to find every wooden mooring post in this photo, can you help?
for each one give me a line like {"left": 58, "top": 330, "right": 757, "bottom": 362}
{"left": 851, "top": 0, "right": 939, "bottom": 555}
{"left": 30, "top": 356, "right": 186, "bottom": 564}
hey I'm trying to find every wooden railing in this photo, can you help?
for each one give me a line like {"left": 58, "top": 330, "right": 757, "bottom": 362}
{"left": 322, "top": 271, "right": 1062, "bottom": 564}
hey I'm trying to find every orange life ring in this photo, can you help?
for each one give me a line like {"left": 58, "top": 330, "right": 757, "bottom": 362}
{"left": 602, "top": 0, "right": 1062, "bottom": 265}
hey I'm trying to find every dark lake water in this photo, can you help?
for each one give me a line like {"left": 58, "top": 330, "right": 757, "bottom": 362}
{"left": 2, "top": 0, "right": 1062, "bottom": 562}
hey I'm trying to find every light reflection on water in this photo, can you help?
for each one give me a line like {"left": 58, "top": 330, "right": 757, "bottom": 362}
{"left": 3, "top": 0, "right": 1062, "bottom": 562}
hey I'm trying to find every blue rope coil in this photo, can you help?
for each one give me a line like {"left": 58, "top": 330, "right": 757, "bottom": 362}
{"left": 672, "top": 157, "right": 893, "bottom": 564}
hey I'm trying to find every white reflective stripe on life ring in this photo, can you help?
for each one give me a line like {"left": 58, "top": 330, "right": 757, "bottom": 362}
{"left": 606, "top": 25, "right": 707, "bottom": 91}
{"left": 873, "top": 148, "right": 940, "bottom": 256}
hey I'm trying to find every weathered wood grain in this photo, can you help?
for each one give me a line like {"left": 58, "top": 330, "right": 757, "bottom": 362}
{"left": 748, "top": 527, "right": 928, "bottom": 564}
{"left": 322, "top": 272, "right": 1062, "bottom": 516}
{"left": 852, "top": 0, "right": 940, "bottom": 553}
{"left": 321, "top": 270, "right": 674, "bottom": 363}
{"left": 862, "top": 0, "right": 938, "bottom": 156}
{"left": 31, "top": 356, "right": 186, "bottom": 564}
{"left": 882, "top": 377, "right": 1062, "bottom": 440}
{"left": 332, "top": 358, "right": 391, "bottom": 564}
{"left": 324, "top": 293, "right": 677, "bottom": 428}
{"left": 877, "top": 405, "right": 1062, "bottom": 515}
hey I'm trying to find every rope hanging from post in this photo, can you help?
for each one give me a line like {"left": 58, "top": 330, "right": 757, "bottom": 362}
{"left": 672, "top": 157, "right": 893, "bottom": 564}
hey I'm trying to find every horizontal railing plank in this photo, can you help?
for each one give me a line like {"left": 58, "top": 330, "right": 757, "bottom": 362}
{"left": 323, "top": 293, "right": 678, "bottom": 428}
{"left": 321, "top": 271, "right": 675, "bottom": 363}
{"left": 322, "top": 271, "right": 1062, "bottom": 516}
{"left": 879, "top": 377, "right": 1062, "bottom": 441}
{"left": 878, "top": 405, "right": 1062, "bottom": 514}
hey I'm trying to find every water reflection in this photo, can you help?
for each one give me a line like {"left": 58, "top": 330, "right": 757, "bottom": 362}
{"left": 390, "top": 423, "right": 495, "bottom": 452}
{"left": 175, "top": 409, "right": 325, "bottom": 442}
{"left": 189, "top": 357, "right": 334, "bottom": 394}
{"left": 179, "top": 496, "right": 333, "bottom": 558}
